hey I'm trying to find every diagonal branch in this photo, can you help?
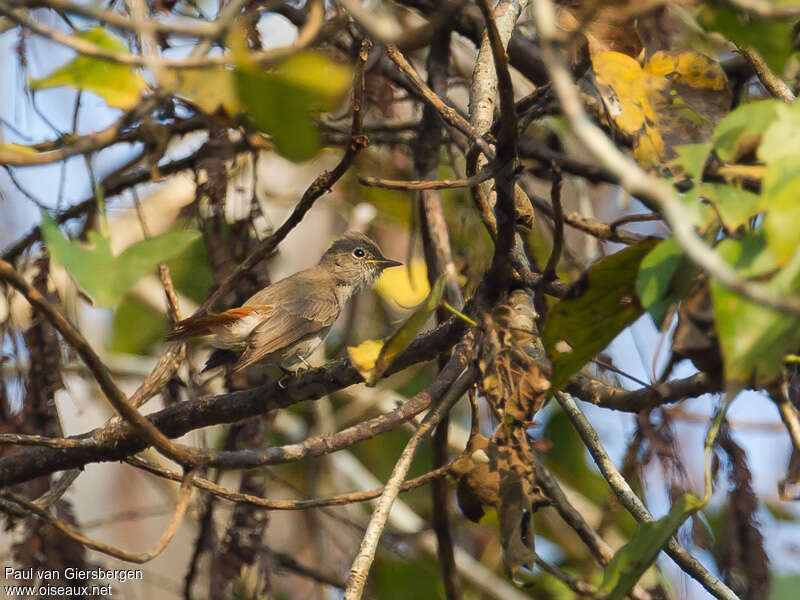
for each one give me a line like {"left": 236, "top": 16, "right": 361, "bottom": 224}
{"left": 0, "top": 257, "right": 205, "bottom": 467}
{"left": 1, "top": 469, "right": 195, "bottom": 563}
{"left": 0, "top": 320, "right": 465, "bottom": 486}
{"left": 555, "top": 391, "right": 738, "bottom": 600}
{"left": 345, "top": 362, "right": 478, "bottom": 599}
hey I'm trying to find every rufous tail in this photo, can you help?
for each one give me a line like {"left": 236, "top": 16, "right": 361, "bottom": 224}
{"left": 166, "top": 308, "right": 256, "bottom": 341}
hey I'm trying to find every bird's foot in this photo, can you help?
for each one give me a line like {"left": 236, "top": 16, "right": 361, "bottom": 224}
{"left": 277, "top": 366, "right": 294, "bottom": 389}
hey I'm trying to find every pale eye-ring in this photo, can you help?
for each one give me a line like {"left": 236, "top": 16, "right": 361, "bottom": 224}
{"left": 353, "top": 247, "right": 366, "bottom": 258}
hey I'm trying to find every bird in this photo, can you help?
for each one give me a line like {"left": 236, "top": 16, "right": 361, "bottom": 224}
{"left": 166, "top": 232, "right": 402, "bottom": 374}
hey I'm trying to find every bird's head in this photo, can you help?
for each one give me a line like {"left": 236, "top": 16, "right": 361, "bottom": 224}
{"left": 319, "top": 232, "right": 402, "bottom": 290}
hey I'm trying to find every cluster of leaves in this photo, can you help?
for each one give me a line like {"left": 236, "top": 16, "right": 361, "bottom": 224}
{"left": 642, "top": 99, "right": 800, "bottom": 386}
{"left": 26, "top": 27, "right": 351, "bottom": 162}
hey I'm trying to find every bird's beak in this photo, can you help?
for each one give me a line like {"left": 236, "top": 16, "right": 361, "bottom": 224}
{"left": 370, "top": 258, "right": 403, "bottom": 268}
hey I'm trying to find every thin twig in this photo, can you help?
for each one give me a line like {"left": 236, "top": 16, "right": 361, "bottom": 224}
{"left": 271, "top": 549, "right": 347, "bottom": 590}
{"left": 0, "top": 3, "right": 328, "bottom": 69}
{"left": 0, "top": 322, "right": 467, "bottom": 485}
{"left": 532, "top": 557, "right": 597, "bottom": 596}
{"left": 0, "top": 258, "right": 205, "bottom": 467}
{"left": 533, "top": 458, "right": 614, "bottom": 565}
{"left": 127, "top": 454, "right": 457, "bottom": 509}
{"left": 475, "top": 0, "right": 523, "bottom": 285}
{"left": 16, "top": 0, "right": 219, "bottom": 37}
{"left": 737, "top": 45, "right": 796, "bottom": 103}
{"left": 385, "top": 44, "right": 495, "bottom": 161}
{"left": 1, "top": 469, "right": 195, "bottom": 563}
{"left": 410, "top": 21, "right": 464, "bottom": 599}
{"left": 345, "top": 365, "right": 477, "bottom": 599}
{"left": 0, "top": 432, "right": 95, "bottom": 449}
{"left": 555, "top": 391, "right": 739, "bottom": 600}
{"left": 359, "top": 163, "right": 497, "bottom": 191}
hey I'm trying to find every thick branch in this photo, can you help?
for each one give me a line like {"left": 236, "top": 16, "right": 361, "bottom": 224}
{"left": 0, "top": 320, "right": 464, "bottom": 486}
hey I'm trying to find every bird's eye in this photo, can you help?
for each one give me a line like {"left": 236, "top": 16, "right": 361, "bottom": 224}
{"left": 353, "top": 247, "right": 366, "bottom": 258}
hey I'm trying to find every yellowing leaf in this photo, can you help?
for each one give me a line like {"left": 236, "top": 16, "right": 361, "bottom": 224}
{"left": 374, "top": 258, "right": 430, "bottom": 309}
{"left": 346, "top": 339, "right": 385, "bottom": 381}
{"left": 161, "top": 67, "right": 241, "bottom": 115}
{"left": 30, "top": 27, "right": 146, "bottom": 109}
{"left": 758, "top": 102, "right": 800, "bottom": 165}
{"left": 354, "top": 275, "right": 446, "bottom": 386}
{"left": 762, "top": 157, "right": 800, "bottom": 264}
{"left": 0, "top": 143, "right": 37, "bottom": 156}
{"left": 592, "top": 50, "right": 730, "bottom": 169}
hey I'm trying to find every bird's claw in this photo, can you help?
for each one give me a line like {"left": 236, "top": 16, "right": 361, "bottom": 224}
{"left": 278, "top": 373, "right": 291, "bottom": 389}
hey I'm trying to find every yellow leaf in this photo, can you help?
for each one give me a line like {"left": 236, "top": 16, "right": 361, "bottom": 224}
{"left": 353, "top": 275, "right": 446, "bottom": 386}
{"left": 161, "top": 67, "right": 241, "bottom": 115}
{"left": 347, "top": 339, "right": 385, "bottom": 381}
{"left": 0, "top": 143, "right": 37, "bottom": 155}
{"left": 591, "top": 50, "right": 730, "bottom": 169}
{"left": 374, "top": 258, "right": 430, "bottom": 309}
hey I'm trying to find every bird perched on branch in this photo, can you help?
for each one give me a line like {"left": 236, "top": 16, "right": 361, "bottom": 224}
{"left": 167, "top": 232, "right": 401, "bottom": 374}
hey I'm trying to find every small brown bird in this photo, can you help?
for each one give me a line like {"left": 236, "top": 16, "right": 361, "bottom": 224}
{"left": 167, "top": 232, "right": 402, "bottom": 373}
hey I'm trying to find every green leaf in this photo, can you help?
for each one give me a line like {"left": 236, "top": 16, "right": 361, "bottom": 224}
{"left": 712, "top": 99, "right": 781, "bottom": 162}
{"left": 350, "top": 275, "right": 447, "bottom": 386}
{"left": 163, "top": 236, "right": 214, "bottom": 303}
{"left": 771, "top": 575, "right": 800, "bottom": 600}
{"left": 600, "top": 493, "right": 704, "bottom": 600}
{"left": 711, "top": 234, "right": 800, "bottom": 385}
{"left": 110, "top": 296, "right": 167, "bottom": 355}
{"left": 677, "top": 188, "right": 714, "bottom": 232}
{"left": 759, "top": 102, "right": 800, "bottom": 164}
{"left": 636, "top": 237, "right": 683, "bottom": 324}
{"left": 235, "top": 52, "right": 350, "bottom": 161}
{"left": 698, "top": 5, "right": 797, "bottom": 74}
{"left": 762, "top": 157, "right": 800, "bottom": 264}
{"left": 697, "top": 183, "right": 761, "bottom": 232}
{"left": 543, "top": 239, "right": 659, "bottom": 392}
{"left": 30, "top": 27, "right": 146, "bottom": 109}
{"left": 670, "top": 142, "right": 712, "bottom": 180}
{"left": 40, "top": 212, "right": 200, "bottom": 307}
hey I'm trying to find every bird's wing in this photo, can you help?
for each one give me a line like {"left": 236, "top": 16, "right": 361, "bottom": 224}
{"left": 233, "top": 272, "right": 340, "bottom": 372}
{"left": 243, "top": 268, "right": 340, "bottom": 323}
{"left": 231, "top": 313, "right": 325, "bottom": 373}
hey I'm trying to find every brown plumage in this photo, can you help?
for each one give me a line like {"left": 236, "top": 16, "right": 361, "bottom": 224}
{"left": 166, "top": 232, "right": 401, "bottom": 374}
{"left": 166, "top": 308, "right": 259, "bottom": 341}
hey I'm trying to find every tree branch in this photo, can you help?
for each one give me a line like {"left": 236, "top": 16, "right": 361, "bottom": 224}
{"left": 555, "top": 391, "right": 739, "bottom": 600}
{"left": 345, "top": 363, "right": 477, "bottom": 599}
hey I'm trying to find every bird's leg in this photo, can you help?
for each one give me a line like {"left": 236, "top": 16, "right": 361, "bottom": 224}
{"left": 277, "top": 356, "right": 312, "bottom": 388}
{"left": 296, "top": 355, "right": 313, "bottom": 372}
{"left": 277, "top": 366, "right": 294, "bottom": 389}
